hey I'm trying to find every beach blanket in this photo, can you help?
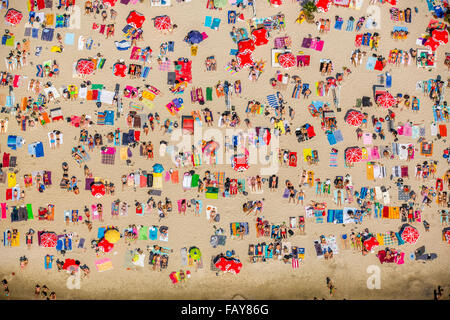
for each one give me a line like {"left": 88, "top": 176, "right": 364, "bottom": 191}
{"left": 96, "top": 258, "right": 113, "bottom": 272}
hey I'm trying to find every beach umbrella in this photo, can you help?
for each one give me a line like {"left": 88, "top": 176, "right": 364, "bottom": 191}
{"left": 424, "top": 37, "right": 440, "bottom": 51}
{"left": 154, "top": 15, "right": 172, "bottom": 30}
{"left": 114, "top": 40, "right": 131, "bottom": 51}
{"left": 278, "top": 52, "right": 296, "bottom": 68}
{"left": 252, "top": 28, "right": 269, "bottom": 46}
{"left": 363, "top": 236, "right": 379, "bottom": 251}
{"left": 113, "top": 63, "right": 127, "bottom": 77}
{"left": 345, "top": 147, "right": 362, "bottom": 163}
{"left": 62, "top": 258, "right": 78, "bottom": 271}
{"left": 91, "top": 182, "right": 105, "bottom": 198}
{"left": 376, "top": 92, "right": 396, "bottom": 108}
{"left": 431, "top": 29, "right": 448, "bottom": 44}
{"left": 237, "top": 38, "right": 255, "bottom": 52}
{"left": 213, "top": 0, "right": 227, "bottom": 8}
{"left": 152, "top": 163, "right": 164, "bottom": 173}
{"left": 236, "top": 49, "right": 254, "bottom": 68}
{"left": 202, "top": 140, "right": 220, "bottom": 155}
{"left": 40, "top": 232, "right": 57, "bottom": 248}
{"left": 98, "top": 238, "right": 114, "bottom": 253}
{"left": 233, "top": 154, "right": 249, "bottom": 172}
{"left": 345, "top": 109, "right": 364, "bottom": 127}
{"left": 5, "top": 8, "right": 22, "bottom": 25}
{"left": 127, "top": 11, "right": 145, "bottom": 29}
{"left": 104, "top": 229, "right": 120, "bottom": 244}
{"left": 401, "top": 225, "right": 419, "bottom": 244}
{"left": 214, "top": 256, "right": 242, "bottom": 274}
{"left": 76, "top": 59, "right": 95, "bottom": 75}
{"left": 189, "top": 247, "right": 202, "bottom": 261}
{"left": 187, "top": 30, "right": 204, "bottom": 44}
{"left": 316, "top": 0, "right": 332, "bottom": 13}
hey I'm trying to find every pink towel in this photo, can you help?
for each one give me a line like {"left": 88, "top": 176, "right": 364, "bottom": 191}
{"left": 1, "top": 203, "right": 7, "bottom": 219}
{"left": 165, "top": 171, "right": 171, "bottom": 182}
{"left": 315, "top": 40, "right": 324, "bottom": 51}
{"left": 201, "top": 32, "right": 208, "bottom": 40}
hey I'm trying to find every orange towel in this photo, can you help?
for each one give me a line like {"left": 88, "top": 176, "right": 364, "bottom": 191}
{"left": 171, "top": 170, "right": 179, "bottom": 184}
{"left": 86, "top": 90, "right": 93, "bottom": 100}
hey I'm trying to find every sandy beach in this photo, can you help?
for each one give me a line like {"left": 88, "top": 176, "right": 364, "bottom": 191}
{"left": 0, "top": 0, "right": 449, "bottom": 300}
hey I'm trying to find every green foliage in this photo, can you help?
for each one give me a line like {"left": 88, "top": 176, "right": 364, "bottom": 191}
{"left": 302, "top": 1, "right": 318, "bottom": 14}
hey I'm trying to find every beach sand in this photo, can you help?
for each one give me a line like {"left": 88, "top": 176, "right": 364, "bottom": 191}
{"left": 0, "top": 0, "right": 449, "bottom": 300}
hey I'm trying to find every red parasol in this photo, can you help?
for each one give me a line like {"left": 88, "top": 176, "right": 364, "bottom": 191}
{"left": 91, "top": 183, "right": 106, "bottom": 198}
{"left": 377, "top": 92, "right": 396, "bottom": 108}
{"left": 63, "top": 258, "right": 78, "bottom": 271}
{"left": 345, "top": 110, "right": 365, "bottom": 127}
{"left": 278, "top": 52, "right": 296, "bottom": 68}
{"left": 237, "top": 39, "right": 255, "bottom": 53}
{"left": 41, "top": 232, "right": 57, "bottom": 248}
{"left": 214, "top": 256, "right": 242, "bottom": 274}
{"left": 401, "top": 226, "right": 419, "bottom": 244}
{"left": 424, "top": 37, "right": 440, "bottom": 51}
{"left": 98, "top": 238, "right": 114, "bottom": 253}
{"left": 364, "top": 237, "right": 379, "bottom": 251}
{"left": 316, "top": 0, "right": 332, "bottom": 13}
{"left": 127, "top": 11, "right": 145, "bottom": 29}
{"left": 5, "top": 8, "right": 23, "bottom": 26}
{"left": 345, "top": 147, "right": 362, "bottom": 163}
{"left": 236, "top": 49, "right": 254, "bottom": 68}
{"left": 251, "top": 28, "right": 269, "bottom": 46}
{"left": 154, "top": 15, "right": 172, "bottom": 30}
{"left": 113, "top": 63, "right": 127, "bottom": 77}
{"left": 270, "top": 0, "right": 282, "bottom": 5}
{"left": 431, "top": 29, "right": 448, "bottom": 45}
{"left": 76, "top": 59, "right": 95, "bottom": 75}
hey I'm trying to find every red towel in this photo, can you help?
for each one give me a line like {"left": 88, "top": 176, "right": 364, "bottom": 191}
{"left": 3, "top": 153, "right": 10, "bottom": 167}
{"left": 134, "top": 130, "right": 140, "bottom": 141}
{"left": 439, "top": 124, "right": 447, "bottom": 137}
{"left": 6, "top": 189, "right": 12, "bottom": 201}
{"left": 99, "top": 25, "right": 106, "bottom": 34}
{"left": 382, "top": 206, "right": 389, "bottom": 218}
{"left": 92, "top": 90, "right": 99, "bottom": 100}
{"left": 374, "top": 60, "right": 384, "bottom": 71}
{"left": 307, "top": 126, "right": 316, "bottom": 138}
{"left": 355, "top": 34, "right": 363, "bottom": 47}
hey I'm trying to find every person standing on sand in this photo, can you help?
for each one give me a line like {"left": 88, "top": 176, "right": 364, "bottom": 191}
{"left": 326, "top": 277, "right": 336, "bottom": 296}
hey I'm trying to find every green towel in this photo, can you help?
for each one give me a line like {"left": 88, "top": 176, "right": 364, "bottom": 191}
{"left": 206, "top": 186, "right": 219, "bottom": 193}
{"left": 91, "top": 84, "right": 104, "bottom": 90}
{"left": 138, "top": 226, "right": 149, "bottom": 240}
{"left": 26, "top": 204, "right": 34, "bottom": 220}
{"left": 191, "top": 174, "right": 199, "bottom": 187}
{"left": 5, "top": 36, "right": 14, "bottom": 47}
{"left": 206, "top": 87, "right": 213, "bottom": 101}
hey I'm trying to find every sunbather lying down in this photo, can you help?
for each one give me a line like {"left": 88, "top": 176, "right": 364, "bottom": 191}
{"left": 309, "top": 201, "right": 327, "bottom": 210}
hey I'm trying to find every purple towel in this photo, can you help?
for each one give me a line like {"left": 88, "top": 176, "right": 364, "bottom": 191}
{"left": 85, "top": 178, "right": 94, "bottom": 190}
{"left": 302, "top": 38, "right": 312, "bottom": 48}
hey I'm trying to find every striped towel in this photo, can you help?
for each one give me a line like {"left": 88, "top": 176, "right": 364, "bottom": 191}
{"left": 192, "top": 153, "right": 202, "bottom": 166}
{"left": 214, "top": 171, "right": 225, "bottom": 194}
{"left": 292, "top": 258, "right": 299, "bottom": 269}
{"left": 159, "top": 59, "right": 171, "bottom": 71}
{"left": 97, "top": 112, "right": 106, "bottom": 125}
{"left": 266, "top": 94, "right": 280, "bottom": 109}
{"left": 330, "top": 151, "right": 338, "bottom": 167}
{"left": 224, "top": 65, "right": 237, "bottom": 75}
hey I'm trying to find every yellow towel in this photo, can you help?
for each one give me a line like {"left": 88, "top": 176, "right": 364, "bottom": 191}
{"left": 393, "top": 207, "right": 399, "bottom": 219}
{"left": 142, "top": 90, "right": 155, "bottom": 101}
{"left": 388, "top": 206, "right": 394, "bottom": 219}
{"left": 303, "top": 149, "right": 312, "bottom": 162}
{"left": 45, "top": 14, "right": 54, "bottom": 26}
{"left": 120, "top": 147, "right": 128, "bottom": 160}
{"left": 7, "top": 173, "right": 16, "bottom": 188}
{"left": 153, "top": 174, "right": 163, "bottom": 189}
{"left": 11, "top": 232, "right": 20, "bottom": 247}
{"left": 376, "top": 234, "right": 384, "bottom": 246}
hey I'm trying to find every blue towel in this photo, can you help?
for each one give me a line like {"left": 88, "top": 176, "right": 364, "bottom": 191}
{"left": 97, "top": 227, "right": 106, "bottom": 239}
{"left": 204, "top": 16, "right": 212, "bottom": 28}
{"left": 41, "top": 28, "right": 54, "bottom": 41}
{"left": 366, "top": 56, "right": 376, "bottom": 70}
{"left": 345, "top": 19, "right": 354, "bottom": 31}
{"left": 211, "top": 18, "right": 221, "bottom": 30}
{"left": 32, "top": 28, "right": 39, "bottom": 38}
{"left": 327, "top": 210, "right": 335, "bottom": 223}
{"left": 334, "top": 129, "right": 344, "bottom": 142}
{"left": 334, "top": 19, "right": 343, "bottom": 30}
{"left": 327, "top": 132, "right": 337, "bottom": 145}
